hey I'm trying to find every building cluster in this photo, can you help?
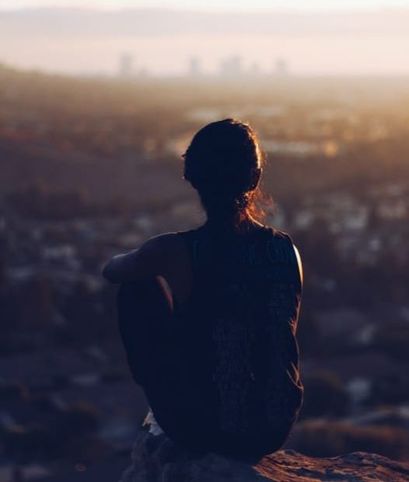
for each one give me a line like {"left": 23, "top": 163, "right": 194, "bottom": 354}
{"left": 117, "top": 53, "right": 290, "bottom": 79}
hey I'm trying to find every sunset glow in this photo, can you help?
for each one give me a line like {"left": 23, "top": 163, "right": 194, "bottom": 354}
{"left": 1, "top": 0, "right": 409, "bottom": 76}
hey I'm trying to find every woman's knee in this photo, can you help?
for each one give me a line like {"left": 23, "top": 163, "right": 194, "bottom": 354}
{"left": 116, "top": 277, "right": 174, "bottom": 386}
{"left": 117, "top": 276, "right": 173, "bottom": 318}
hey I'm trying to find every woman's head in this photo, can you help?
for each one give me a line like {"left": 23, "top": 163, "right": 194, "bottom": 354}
{"left": 183, "top": 118, "right": 269, "bottom": 226}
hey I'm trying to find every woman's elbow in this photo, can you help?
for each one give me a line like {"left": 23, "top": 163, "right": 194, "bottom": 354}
{"left": 102, "top": 259, "right": 119, "bottom": 283}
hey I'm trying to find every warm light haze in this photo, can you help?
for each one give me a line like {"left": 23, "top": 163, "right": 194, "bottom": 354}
{"left": 2, "top": 1, "right": 409, "bottom": 479}
{"left": 0, "top": 0, "right": 409, "bottom": 76}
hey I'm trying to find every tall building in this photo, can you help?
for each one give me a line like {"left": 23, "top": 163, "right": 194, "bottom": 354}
{"left": 188, "top": 56, "right": 202, "bottom": 77}
{"left": 119, "top": 53, "right": 134, "bottom": 78}
{"left": 249, "top": 62, "right": 261, "bottom": 77}
{"left": 274, "top": 58, "right": 289, "bottom": 76}
{"left": 219, "top": 55, "right": 243, "bottom": 78}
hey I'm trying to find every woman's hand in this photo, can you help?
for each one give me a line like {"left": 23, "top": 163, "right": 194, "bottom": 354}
{"left": 102, "top": 251, "right": 138, "bottom": 283}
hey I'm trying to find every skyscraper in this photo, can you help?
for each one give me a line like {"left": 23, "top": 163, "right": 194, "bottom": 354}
{"left": 274, "top": 58, "right": 289, "bottom": 76}
{"left": 188, "top": 56, "right": 202, "bottom": 77}
{"left": 119, "top": 53, "right": 134, "bottom": 78}
{"left": 219, "top": 56, "right": 243, "bottom": 78}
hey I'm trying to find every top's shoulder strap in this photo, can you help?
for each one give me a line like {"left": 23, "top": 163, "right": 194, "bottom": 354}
{"left": 176, "top": 227, "right": 202, "bottom": 265}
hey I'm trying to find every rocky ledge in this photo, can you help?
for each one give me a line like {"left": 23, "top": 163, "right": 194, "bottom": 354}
{"left": 119, "top": 430, "right": 409, "bottom": 482}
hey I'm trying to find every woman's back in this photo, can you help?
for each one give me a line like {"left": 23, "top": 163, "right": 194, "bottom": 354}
{"left": 141, "top": 223, "right": 303, "bottom": 459}
{"left": 107, "top": 118, "right": 304, "bottom": 461}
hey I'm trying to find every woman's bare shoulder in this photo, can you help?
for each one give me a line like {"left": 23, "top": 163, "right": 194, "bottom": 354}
{"left": 142, "top": 231, "right": 185, "bottom": 253}
{"left": 102, "top": 231, "right": 184, "bottom": 283}
{"left": 140, "top": 231, "right": 191, "bottom": 271}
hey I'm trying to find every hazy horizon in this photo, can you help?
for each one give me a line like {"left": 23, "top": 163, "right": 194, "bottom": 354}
{"left": 1, "top": 4, "right": 409, "bottom": 76}
{"left": 2, "top": 0, "right": 409, "bottom": 12}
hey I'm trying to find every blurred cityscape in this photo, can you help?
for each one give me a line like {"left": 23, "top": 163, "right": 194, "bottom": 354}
{"left": 1, "top": 63, "right": 409, "bottom": 480}
{"left": 117, "top": 52, "right": 290, "bottom": 80}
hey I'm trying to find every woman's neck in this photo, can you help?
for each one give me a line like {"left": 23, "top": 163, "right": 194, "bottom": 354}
{"left": 204, "top": 213, "right": 264, "bottom": 234}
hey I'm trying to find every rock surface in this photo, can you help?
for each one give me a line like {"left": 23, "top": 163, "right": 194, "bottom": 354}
{"left": 119, "top": 430, "right": 409, "bottom": 482}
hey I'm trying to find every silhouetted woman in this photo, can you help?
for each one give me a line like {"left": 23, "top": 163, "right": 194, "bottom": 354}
{"left": 103, "top": 119, "right": 304, "bottom": 461}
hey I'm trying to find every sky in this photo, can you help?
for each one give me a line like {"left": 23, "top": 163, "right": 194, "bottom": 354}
{"left": 1, "top": 0, "right": 409, "bottom": 11}
{"left": 1, "top": 2, "right": 409, "bottom": 76}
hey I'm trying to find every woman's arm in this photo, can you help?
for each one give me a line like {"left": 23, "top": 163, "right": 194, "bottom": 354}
{"left": 293, "top": 244, "right": 304, "bottom": 287}
{"left": 102, "top": 233, "right": 172, "bottom": 284}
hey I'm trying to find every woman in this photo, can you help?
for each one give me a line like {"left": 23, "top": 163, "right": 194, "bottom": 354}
{"left": 103, "top": 119, "right": 304, "bottom": 461}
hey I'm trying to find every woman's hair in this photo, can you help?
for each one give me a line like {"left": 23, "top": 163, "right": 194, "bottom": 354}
{"left": 182, "top": 118, "right": 271, "bottom": 226}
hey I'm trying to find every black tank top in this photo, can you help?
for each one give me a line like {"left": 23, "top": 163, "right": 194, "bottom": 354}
{"left": 150, "top": 223, "right": 304, "bottom": 457}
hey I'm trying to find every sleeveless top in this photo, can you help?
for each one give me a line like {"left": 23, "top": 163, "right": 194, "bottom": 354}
{"left": 148, "top": 223, "right": 304, "bottom": 457}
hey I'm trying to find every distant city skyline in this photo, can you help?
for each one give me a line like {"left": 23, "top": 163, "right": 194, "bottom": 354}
{"left": 116, "top": 53, "right": 290, "bottom": 79}
{"left": 1, "top": 6, "right": 409, "bottom": 76}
